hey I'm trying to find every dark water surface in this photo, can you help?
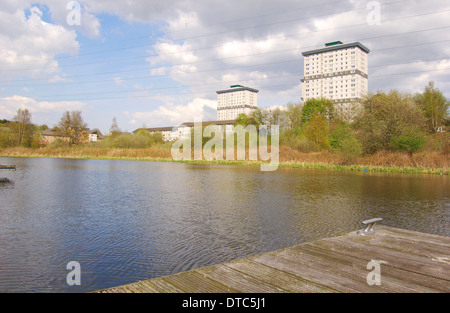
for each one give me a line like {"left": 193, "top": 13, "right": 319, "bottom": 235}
{"left": 0, "top": 156, "right": 448, "bottom": 292}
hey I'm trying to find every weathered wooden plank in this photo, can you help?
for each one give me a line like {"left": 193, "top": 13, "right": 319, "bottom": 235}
{"left": 0, "top": 165, "right": 15, "bottom": 170}
{"left": 196, "top": 264, "right": 286, "bottom": 293}
{"left": 97, "top": 286, "right": 131, "bottom": 293}
{"left": 276, "top": 245, "right": 430, "bottom": 293}
{"left": 295, "top": 244, "right": 444, "bottom": 293}
{"left": 123, "top": 283, "right": 144, "bottom": 293}
{"left": 312, "top": 236, "right": 450, "bottom": 281}
{"left": 353, "top": 232, "right": 450, "bottom": 259}
{"left": 140, "top": 277, "right": 185, "bottom": 293}
{"left": 335, "top": 235, "right": 450, "bottom": 275}
{"left": 253, "top": 253, "right": 363, "bottom": 293}
{"left": 131, "top": 281, "right": 160, "bottom": 293}
{"left": 376, "top": 226, "right": 450, "bottom": 247}
{"left": 162, "top": 270, "right": 236, "bottom": 293}
{"left": 225, "top": 259, "right": 337, "bottom": 293}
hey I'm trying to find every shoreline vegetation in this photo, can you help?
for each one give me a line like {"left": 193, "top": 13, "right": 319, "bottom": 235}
{"left": 1, "top": 145, "right": 448, "bottom": 175}
{"left": 1, "top": 82, "right": 449, "bottom": 175}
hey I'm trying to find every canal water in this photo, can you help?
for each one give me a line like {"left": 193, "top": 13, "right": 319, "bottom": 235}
{"left": 0, "top": 156, "right": 448, "bottom": 292}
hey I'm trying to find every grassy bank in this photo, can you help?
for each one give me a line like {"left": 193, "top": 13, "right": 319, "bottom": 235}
{"left": 0, "top": 145, "right": 448, "bottom": 175}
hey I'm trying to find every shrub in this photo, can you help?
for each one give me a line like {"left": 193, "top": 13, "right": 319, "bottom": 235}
{"left": 31, "top": 132, "right": 44, "bottom": 149}
{"left": 354, "top": 90, "right": 427, "bottom": 154}
{"left": 337, "top": 137, "right": 363, "bottom": 164}
{"left": 49, "top": 139, "right": 70, "bottom": 149}
{"left": 0, "top": 128, "right": 12, "bottom": 148}
{"left": 304, "top": 112, "right": 329, "bottom": 149}
{"left": 329, "top": 120, "right": 363, "bottom": 163}
{"left": 390, "top": 127, "right": 426, "bottom": 156}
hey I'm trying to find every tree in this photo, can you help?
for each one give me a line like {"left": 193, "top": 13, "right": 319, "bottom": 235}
{"left": 301, "top": 98, "right": 334, "bottom": 124}
{"left": 11, "top": 108, "right": 32, "bottom": 146}
{"left": 250, "top": 108, "right": 264, "bottom": 128}
{"left": 391, "top": 127, "right": 426, "bottom": 156}
{"left": 329, "top": 120, "right": 362, "bottom": 163}
{"left": 235, "top": 113, "right": 252, "bottom": 127}
{"left": 304, "top": 112, "right": 329, "bottom": 149}
{"left": 285, "top": 102, "right": 303, "bottom": 130}
{"left": 415, "top": 81, "right": 449, "bottom": 133}
{"left": 109, "top": 117, "right": 121, "bottom": 136}
{"left": 58, "top": 110, "right": 88, "bottom": 145}
{"left": 354, "top": 90, "right": 427, "bottom": 154}
{"left": 263, "top": 107, "right": 284, "bottom": 128}
{"left": 0, "top": 128, "right": 12, "bottom": 148}
{"left": 235, "top": 109, "right": 263, "bottom": 128}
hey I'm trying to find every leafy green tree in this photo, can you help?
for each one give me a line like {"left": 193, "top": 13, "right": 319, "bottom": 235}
{"left": 301, "top": 98, "right": 334, "bottom": 124}
{"left": 415, "top": 81, "right": 449, "bottom": 133}
{"left": 250, "top": 108, "right": 264, "bottom": 128}
{"left": 235, "top": 109, "right": 263, "bottom": 128}
{"left": 304, "top": 112, "right": 329, "bottom": 149}
{"left": 354, "top": 90, "right": 427, "bottom": 154}
{"left": 329, "top": 120, "right": 362, "bottom": 163}
{"left": 235, "top": 113, "right": 251, "bottom": 127}
{"left": 391, "top": 127, "right": 426, "bottom": 156}
{"left": 0, "top": 128, "right": 12, "bottom": 148}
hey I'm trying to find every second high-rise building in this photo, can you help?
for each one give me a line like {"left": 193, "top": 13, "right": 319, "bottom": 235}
{"left": 216, "top": 85, "right": 259, "bottom": 121}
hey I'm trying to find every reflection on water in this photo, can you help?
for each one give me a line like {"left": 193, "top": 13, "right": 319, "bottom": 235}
{"left": 0, "top": 156, "right": 448, "bottom": 292}
{"left": 0, "top": 178, "right": 14, "bottom": 185}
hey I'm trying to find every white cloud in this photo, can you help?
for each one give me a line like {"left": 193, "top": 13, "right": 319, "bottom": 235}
{"left": 1, "top": 0, "right": 450, "bottom": 132}
{"left": 0, "top": 4, "right": 79, "bottom": 79}
{"left": 0, "top": 95, "right": 86, "bottom": 124}
{"left": 165, "top": 10, "right": 201, "bottom": 33}
{"left": 130, "top": 97, "right": 217, "bottom": 127}
{"left": 113, "top": 77, "right": 123, "bottom": 85}
{"left": 32, "top": 0, "right": 101, "bottom": 38}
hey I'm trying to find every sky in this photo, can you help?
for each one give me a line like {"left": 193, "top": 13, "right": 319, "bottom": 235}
{"left": 0, "top": 0, "right": 449, "bottom": 134}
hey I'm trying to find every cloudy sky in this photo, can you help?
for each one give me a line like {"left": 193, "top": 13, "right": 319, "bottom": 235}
{"left": 0, "top": 0, "right": 449, "bottom": 133}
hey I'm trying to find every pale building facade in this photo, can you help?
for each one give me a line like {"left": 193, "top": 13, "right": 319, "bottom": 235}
{"left": 301, "top": 41, "right": 370, "bottom": 120}
{"left": 140, "top": 120, "right": 236, "bottom": 142}
{"left": 216, "top": 85, "right": 258, "bottom": 121}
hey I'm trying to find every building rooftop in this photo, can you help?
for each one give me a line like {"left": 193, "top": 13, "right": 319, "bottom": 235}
{"left": 302, "top": 42, "right": 370, "bottom": 56}
{"left": 216, "top": 86, "right": 259, "bottom": 94}
{"left": 136, "top": 120, "right": 237, "bottom": 133}
{"left": 41, "top": 127, "right": 66, "bottom": 137}
{"left": 88, "top": 128, "right": 103, "bottom": 135}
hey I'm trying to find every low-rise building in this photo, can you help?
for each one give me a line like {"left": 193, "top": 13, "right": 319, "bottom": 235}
{"left": 88, "top": 129, "right": 103, "bottom": 142}
{"left": 136, "top": 120, "right": 237, "bottom": 142}
{"left": 41, "top": 128, "right": 70, "bottom": 145}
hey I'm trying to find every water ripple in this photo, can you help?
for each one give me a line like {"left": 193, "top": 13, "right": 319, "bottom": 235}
{"left": 0, "top": 157, "right": 448, "bottom": 292}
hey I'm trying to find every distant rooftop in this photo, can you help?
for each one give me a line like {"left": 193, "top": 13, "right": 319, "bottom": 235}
{"left": 135, "top": 120, "right": 237, "bottom": 133}
{"left": 302, "top": 42, "right": 370, "bottom": 56}
{"left": 216, "top": 85, "right": 259, "bottom": 94}
{"left": 325, "top": 41, "right": 343, "bottom": 47}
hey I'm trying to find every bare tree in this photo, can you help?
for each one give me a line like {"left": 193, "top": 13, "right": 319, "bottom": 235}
{"left": 12, "top": 108, "right": 32, "bottom": 146}
{"left": 285, "top": 102, "right": 303, "bottom": 130}
{"left": 109, "top": 116, "right": 121, "bottom": 136}
{"left": 58, "top": 110, "right": 88, "bottom": 145}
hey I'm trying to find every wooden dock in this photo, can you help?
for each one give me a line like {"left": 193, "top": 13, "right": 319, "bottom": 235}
{"left": 0, "top": 165, "right": 15, "bottom": 170}
{"left": 96, "top": 225, "right": 450, "bottom": 293}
